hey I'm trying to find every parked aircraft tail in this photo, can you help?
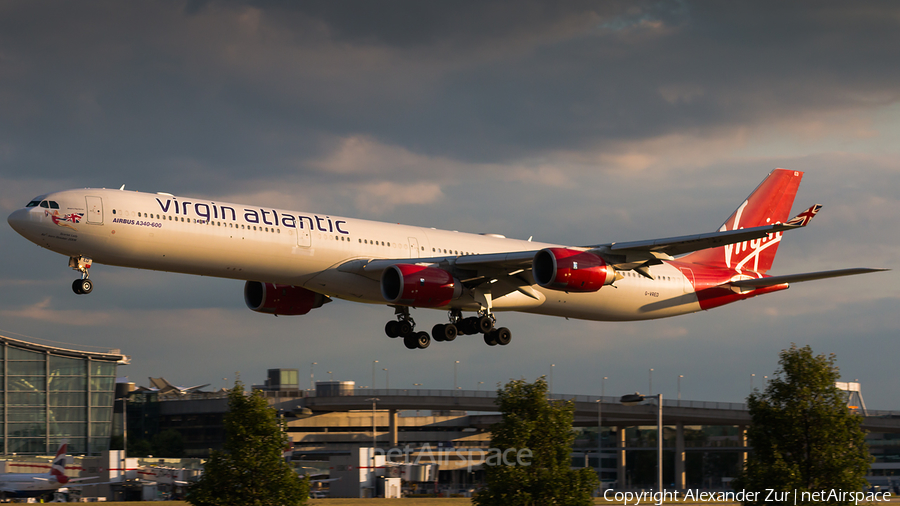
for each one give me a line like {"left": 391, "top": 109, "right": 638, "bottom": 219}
{"left": 49, "top": 442, "right": 69, "bottom": 485}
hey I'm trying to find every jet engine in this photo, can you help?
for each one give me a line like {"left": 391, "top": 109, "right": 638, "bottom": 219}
{"left": 533, "top": 248, "right": 616, "bottom": 292}
{"left": 244, "top": 281, "right": 330, "bottom": 316}
{"left": 381, "top": 264, "right": 462, "bottom": 307}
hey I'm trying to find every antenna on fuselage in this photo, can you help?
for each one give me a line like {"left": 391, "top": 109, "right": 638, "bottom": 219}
{"left": 119, "top": 184, "right": 125, "bottom": 190}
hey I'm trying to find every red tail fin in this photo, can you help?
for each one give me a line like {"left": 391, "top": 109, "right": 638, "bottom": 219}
{"left": 50, "top": 442, "right": 69, "bottom": 484}
{"left": 680, "top": 169, "right": 803, "bottom": 273}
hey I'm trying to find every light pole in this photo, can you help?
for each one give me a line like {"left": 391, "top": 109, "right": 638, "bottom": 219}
{"left": 550, "top": 364, "right": 555, "bottom": 397}
{"left": 602, "top": 376, "right": 607, "bottom": 399}
{"left": 596, "top": 399, "right": 602, "bottom": 477}
{"left": 678, "top": 375, "right": 683, "bottom": 406}
{"left": 477, "top": 381, "right": 484, "bottom": 391}
{"left": 751, "top": 373, "right": 755, "bottom": 391}
{"left": 367, "top": 397, "right": 380, "bottom": 477}
{"left": 454, "top": 361, "right": 460, "bottom": 393}
{"left": 621, "top": 392, "right": 662, "bottom": 493}
{"left": 372, "top": 360, "right": 378, "bottom": 391}
{"left": 310, "top": 362, "right": 317, "bottom": 391}
{"left": 649, "top": 368, "right": 654, "bottom": 395}
{"left": 328, "top": 371, "right": 333, "bottom": 382}
{"left": 383, "top": 368, "right": 389, "bottom": 389}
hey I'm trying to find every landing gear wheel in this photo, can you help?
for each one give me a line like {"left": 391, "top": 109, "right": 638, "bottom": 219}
{"left": 484, "top": 331, "right": 498, "bottom": 346}
{"left": 398, "top": 320, "right": 413, "bottom": 337}
{"left": 477, "top": 315, "right": 494, "bottom": 334}
{"left": 403, "top": 334, "right": 418, "bottom": 349}
{"left": 432, "top": 324, "right": 446, "bottom": 342}
{"left": 433, "top": 323, "right": 457, "bottom": 342}
{"left": 494, "top": 327, "right": 511, "bottom": 346}
{"left": 442, "top": 323, "right": 457, "bottom": 342}
{"left": 415, "top": 331, "right": 431, "bottom": 349}
{"left": 461, "top": 317, "right": 479, "bottom": 335}
{"left": 385, "top": 321, "right": 400, "bottom": 338}
{"left": 73, "top": 279, "right": 92, "bottom": 295}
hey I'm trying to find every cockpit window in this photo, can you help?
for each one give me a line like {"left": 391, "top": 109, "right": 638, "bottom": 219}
{"left": 39, "top": 201, "right": 49, "bottom": 208}
{"left": 49, "top": 201, "right": 59, "bottom": 209}
{"left": 26, "top": 200, "right": 40, "bottom": 207}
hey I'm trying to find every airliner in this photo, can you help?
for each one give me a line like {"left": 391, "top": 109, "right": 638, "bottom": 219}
{"left": 0, "top": 442, "right": 95, "bottom": 499}
{"left": 7, "top": 169, "right": 885, "bottom": 350}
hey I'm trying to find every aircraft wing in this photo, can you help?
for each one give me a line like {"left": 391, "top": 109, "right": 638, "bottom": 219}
{"left": 337, "top": 205, "right": 824, "bottom": 286}
{"left": 587, "top": 204, "right": 823, "bottom": 262}
{"left": 729, "top": 268, "right": 888, "bottom": 288}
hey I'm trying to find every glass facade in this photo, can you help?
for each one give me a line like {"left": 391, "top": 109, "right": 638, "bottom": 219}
{"left": 0, "top": 336, "right": 127, "bottom": 455}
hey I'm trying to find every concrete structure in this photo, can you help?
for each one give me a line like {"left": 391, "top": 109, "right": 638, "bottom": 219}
{"left": 120, "top": 377, "right": 900, "bottom": 494}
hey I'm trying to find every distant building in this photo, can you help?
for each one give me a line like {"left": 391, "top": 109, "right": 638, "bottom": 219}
{"left": 0, "top": 333, "right": 128, "bottom": 455}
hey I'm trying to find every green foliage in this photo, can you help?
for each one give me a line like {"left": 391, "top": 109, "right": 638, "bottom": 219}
{"left": 188, "top": 380, "right": 309, "bottom": 506}
{"left": 474, "top": 377, "right": 598, "bottom": 506}
{"left": 736, "top": 344, "right": 871, "bottom": 506}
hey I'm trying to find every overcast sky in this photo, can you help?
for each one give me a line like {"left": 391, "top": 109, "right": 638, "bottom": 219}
{"left": 1, "top": 1, "right": 898, "bottom": 409}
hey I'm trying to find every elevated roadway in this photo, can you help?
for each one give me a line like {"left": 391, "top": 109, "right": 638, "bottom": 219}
{"left": 301, "top": 388, "right": 900, "bottom": 433}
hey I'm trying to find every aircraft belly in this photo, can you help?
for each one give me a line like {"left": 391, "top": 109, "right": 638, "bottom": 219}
{"left": 527, "top": 271, "right": 702, "bottom": 321}
{"left": 86, "top": 224, "right": 327, "bottom": 284}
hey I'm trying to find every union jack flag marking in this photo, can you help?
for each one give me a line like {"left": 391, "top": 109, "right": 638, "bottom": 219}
{"left": 784, "top": 204, "right": 822, "bottom": 227}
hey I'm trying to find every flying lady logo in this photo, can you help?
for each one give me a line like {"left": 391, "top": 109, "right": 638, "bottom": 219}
{"left": 46, "top": 210, "right": 84, "bottom": 231}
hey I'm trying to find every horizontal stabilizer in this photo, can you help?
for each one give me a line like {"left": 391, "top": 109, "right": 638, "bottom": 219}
{"left": 730, "top": 268, "right": 889, "bottom": 288}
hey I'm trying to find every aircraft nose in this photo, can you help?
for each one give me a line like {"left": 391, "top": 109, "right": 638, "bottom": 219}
{"left": 7, "top": 208, "right": 30, "bottom": 235}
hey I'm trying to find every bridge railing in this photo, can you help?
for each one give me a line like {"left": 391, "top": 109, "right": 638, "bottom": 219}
{"left": 305, "top": 388, "right": 900, "bottom": 417}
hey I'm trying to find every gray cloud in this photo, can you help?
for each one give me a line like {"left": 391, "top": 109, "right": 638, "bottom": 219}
{"left": 1, "top": 1, "right": 898, "bottom": 408}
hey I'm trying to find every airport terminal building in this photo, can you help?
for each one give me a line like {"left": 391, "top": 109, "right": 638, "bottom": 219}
{"left": 0, "top": 334, "right": 128, "bottom": 455}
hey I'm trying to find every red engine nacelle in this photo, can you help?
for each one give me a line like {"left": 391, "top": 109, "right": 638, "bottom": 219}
{"left": 381, "top": 264, "right": 462, "bottom": 307}
{"left": 244, "top": 281, "right": 330, "bottom": 316}
{"left": 532, "top": 248, "right": 617, "bottom": 292}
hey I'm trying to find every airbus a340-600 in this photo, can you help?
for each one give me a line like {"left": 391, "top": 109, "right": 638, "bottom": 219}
{"left": 7, "top": 169, "right": 885, "bottom": 350}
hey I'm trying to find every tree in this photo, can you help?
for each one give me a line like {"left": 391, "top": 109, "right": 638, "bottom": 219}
{"left": 736, "top": 344, "right": 870, "bottom": 505}
{"left": 188, "top": 380, "right": 309, "bottom": 506}
{"left": 474, "top": 377, "right": 598, "bottom": 506}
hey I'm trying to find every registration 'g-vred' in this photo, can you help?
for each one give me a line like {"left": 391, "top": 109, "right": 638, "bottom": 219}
{"left": 7, "top": 169, "right": 886, "bottom": 350}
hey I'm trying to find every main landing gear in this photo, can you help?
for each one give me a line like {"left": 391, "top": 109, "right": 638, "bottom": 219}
{"left": 69, "top": 256, "right": 93, "bottom": 295}
{"left": 384, "top": 307, "right": 512, "bottom": 350}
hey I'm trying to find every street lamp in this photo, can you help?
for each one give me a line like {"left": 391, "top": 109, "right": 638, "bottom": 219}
{"left": 454, "top": 361, "right": 460, "bottom": 393}
{"left": 550, "top": 364, "right": 555, "bottom": 397}
{"left": 678, "top": 375, "right": 684, "bottom": 406}
{"left": 383, "top": 368, "right": 389, "bottom": 389}
{"left": 649, "top": 368, "right": 653, "bottom": 395}
{"left": 620, "top": 392, "right": 662, "bottom": 493}
{"left": 477, "top": 381, "right": 484, "bottom": 391}
{"left": 596, "top": 399, "right": 602, "bottom": 476}
{"left": 372, "top": 360, "right": 379, "bottom": 391}
{"left": 367, "top": 397, "right": 380, "bottom": 477}
{"left": 310, "top": 362, "right": 317, "bottom": 391}
{"left": 328, "top": 371, "right": 333, "bottom": 382}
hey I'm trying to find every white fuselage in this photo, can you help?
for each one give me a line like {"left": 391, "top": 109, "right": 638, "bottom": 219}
{"left": 0, "top": 473, "right": 63, "bottom": 497}
{"left": 8, "top": 188, "right": 704, "bottom": 321}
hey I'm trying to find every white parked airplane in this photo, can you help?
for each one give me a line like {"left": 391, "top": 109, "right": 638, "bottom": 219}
{"left": 0, "top": 442, "right": 95, "bottom": 499}
{"left": 7, "top": 169, "right": 885, "bottom": 350}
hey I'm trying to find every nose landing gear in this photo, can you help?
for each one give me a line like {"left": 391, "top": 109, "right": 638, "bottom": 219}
{"left": 69, "top": 256, "right": 93, "bottom": 295}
